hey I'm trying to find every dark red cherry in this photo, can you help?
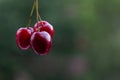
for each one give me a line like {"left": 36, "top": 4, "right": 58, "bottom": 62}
{"left": 30, "top": 31, "right": 52, "bottom": 55}
{"left": 34, "top": 21, "right": 54, "bottom": 38}
{"left": 16, "top": 27, "right": 33, "bottom": 50}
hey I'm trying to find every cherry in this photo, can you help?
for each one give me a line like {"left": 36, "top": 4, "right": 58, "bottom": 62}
{"left": 34, "top": 21, "right": 54, "bottom": 38}
{"left": 16, "top": 0, "right": 54, "bottom": 55}
{"left": 30, "top": 31, "right": 52, "bottom": 55}
{"left": 16, "top": 27, "right": 33, "bottom": 50}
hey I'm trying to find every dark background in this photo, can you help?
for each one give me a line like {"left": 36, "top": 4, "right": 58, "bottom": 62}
{"left": 0, "top": 0, "right": 120, "bottom": 80}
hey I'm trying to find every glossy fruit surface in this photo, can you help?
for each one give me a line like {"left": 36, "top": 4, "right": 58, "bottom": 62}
{"left": 30, "top": 31, "right": 52, "bottom": 55}
{"left": 16, "top": 27, "right": 33, "bottom": 50}
{"left": 34, "top": 21, "right": 54, "bottom": 38}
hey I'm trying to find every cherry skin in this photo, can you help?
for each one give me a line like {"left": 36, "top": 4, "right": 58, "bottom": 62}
{"left": 16, "top": 27, "right": 33, "bottom": 50}
{"left": 30, "top": 31, "right": 52, "bottom": 55}
{"left": 34, "top": 21, "right": 54, "bottom": 38}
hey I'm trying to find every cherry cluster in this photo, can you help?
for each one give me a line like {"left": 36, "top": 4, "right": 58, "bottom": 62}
{"left": 16, "top": 0, "right": 54, "bottom": 55}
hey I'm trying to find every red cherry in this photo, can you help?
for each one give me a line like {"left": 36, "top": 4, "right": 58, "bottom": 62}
{"left": 16, "top": 27, "right": 33, "bottom": 50}
{"left": 30, "top": 31, "right": 52, "bottom": 55}
{"left": 34, "top": 21, "right": 54, "bottom": 38}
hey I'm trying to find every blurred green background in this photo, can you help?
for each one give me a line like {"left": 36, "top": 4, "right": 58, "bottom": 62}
{"left": 0, "top": 0, "right": 120, "bottom": 80}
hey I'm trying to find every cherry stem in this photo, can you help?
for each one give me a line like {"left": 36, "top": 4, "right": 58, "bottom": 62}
{"left": 35, "top": 0, "right": 38, "bottom": 21}
{"left": 27, "top": 0, "right": 35, "bottom": 27}
{"left": 35, "top": 0, "right": 42, "bottom": 22}
{"left": 38, "top": 14, "right": 42, "bottom": 21}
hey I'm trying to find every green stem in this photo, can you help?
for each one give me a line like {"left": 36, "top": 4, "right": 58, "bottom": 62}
{"left": 35, "top": 0, "right": 39, "bottom": 22}
{"left": 38, "top": 13, "right": 42, "bottom": 21}
{"left": 27, "top": 0, "right": 35, "bottom": 27}
{"left": 35, "top": 0, "right": 42, "bottom": 21}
